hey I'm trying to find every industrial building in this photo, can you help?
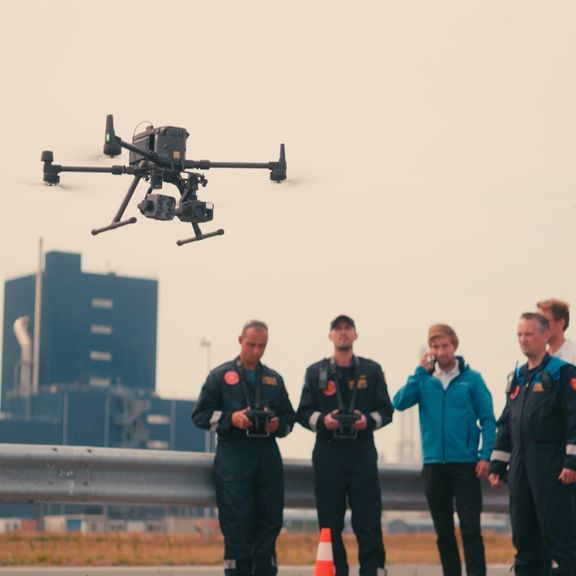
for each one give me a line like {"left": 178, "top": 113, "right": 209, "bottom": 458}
{"left": 3, "top": 249, "right": 156, "bottom": 400}
{"left": 0, "top": 250, "right": 211, "bottom": 528}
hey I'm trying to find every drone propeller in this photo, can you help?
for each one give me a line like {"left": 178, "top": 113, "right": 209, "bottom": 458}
{"left": 70, "top": 152, "right": 112, "bottom": 165}
{"left": 36, "top": 180, "right": 87, "bottom": 192}
{"left": 8, "top": 176, "right": 77, "bottom": 191}
{"left": 280, "top": 177, "right": 307, "bottom": 187}
{"left": 42, "top": 181, "right": 74, "bottom": 191}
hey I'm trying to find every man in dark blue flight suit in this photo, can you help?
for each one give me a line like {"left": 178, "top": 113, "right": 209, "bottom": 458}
{"left": 191, "top": 320, "right": 295, "bottom": 576}
{"left": 297, "top": 315, "right": 394, "bottom": 576}
{"left": 489, "top": 312, "right": 576, "bottom": 576}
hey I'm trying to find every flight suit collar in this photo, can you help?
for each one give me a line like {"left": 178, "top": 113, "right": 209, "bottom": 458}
{"left": 520, "top": 353, "right": 551, "bottom": 384}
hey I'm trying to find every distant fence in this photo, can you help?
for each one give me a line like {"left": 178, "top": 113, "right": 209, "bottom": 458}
{"left": 0, "top": 444, "right": 509, "bottom": 512}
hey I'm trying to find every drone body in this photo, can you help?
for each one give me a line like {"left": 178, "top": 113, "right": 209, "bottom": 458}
{"left": 41, "top": 115, "right": 287, "bottom": 245}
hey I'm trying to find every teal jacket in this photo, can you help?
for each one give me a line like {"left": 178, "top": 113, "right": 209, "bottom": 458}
{"left": 393, "top": 357, "right": 496, "bottom": 464}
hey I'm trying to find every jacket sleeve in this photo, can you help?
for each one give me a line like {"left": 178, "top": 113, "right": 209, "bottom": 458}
{"left": 562, "top": 365, "right": 576, "bottom": 470}
{"left": 274, "top": 376, "right": 296, "bottom": 438}
{"left": 191, "top": 371, "right": 234, "bottom": 434}
{"left": 470, "top": 374, "right": 496, "bottom": 461}
{"left": 296, "top": 366, "right": 324, "bottom": 433}
{"left": 366, "top": 363, "right": 394, "bottom": 432}
{"left": 393, "top": 367, "right": 425, "bottom": 411}
{"left": 489, "top": 401, "right": 512, "bottom": 478}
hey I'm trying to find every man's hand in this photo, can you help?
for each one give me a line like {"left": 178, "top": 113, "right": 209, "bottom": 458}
{"left": 488, "top": 473, "right": 502, "bottom": 488}
{"left": 353, "top": 410, "right": 368, "bottom": 431}
{"left": 324, "top": 410, "right": 340, "bottom": 430}
{"left": 231, "top": 408, "right": 252, "bottom": 430}
{"left": 265, "top": 416, "right": 280, "bottom": 434}
{"left": 475, "top": 460, "right": 490, "bottom": 478}
{"left": 559, "top": 467, "right": 576, "bottom": 485}
{"left": 419, "top": 353, "right": 435, "bottom": 372}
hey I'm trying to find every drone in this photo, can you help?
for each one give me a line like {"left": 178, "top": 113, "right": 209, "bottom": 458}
{"left": 41, "top": 115, "right": 287, "bottom": 245}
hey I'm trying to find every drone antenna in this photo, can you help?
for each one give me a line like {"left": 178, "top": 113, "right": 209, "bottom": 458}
{"left": 103, "top": 114, "right": 122, "bottom": 157}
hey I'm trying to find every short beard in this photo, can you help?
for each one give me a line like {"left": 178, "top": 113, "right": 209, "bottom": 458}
{"left": 335, "top": 343, "right": 353, "bottom": 352}
{"left": 437, "top": 358, "right": 456, "bottom": 370}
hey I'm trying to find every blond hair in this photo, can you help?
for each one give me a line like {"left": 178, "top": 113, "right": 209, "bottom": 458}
{"left": 536, "top": 298, "right": 570, "bottom": 331}
{"left": 428, "top": 323, "right": 459, "bottom": 347}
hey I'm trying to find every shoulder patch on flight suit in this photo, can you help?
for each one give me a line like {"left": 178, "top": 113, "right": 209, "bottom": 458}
{"left": 571, "top": 378, "right": 576, "bottom": 392}
{"left": 224, "top": 371, "right": 240, "bottom": 386}
{"left": 262, "top": 376, "right": 278, "bottom": 386}
{"left": 533, "top": 382, "right": 544, "bottom": 392}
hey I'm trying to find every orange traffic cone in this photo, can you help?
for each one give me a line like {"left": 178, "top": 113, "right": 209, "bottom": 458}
{"left": 314, "top": 527, "right": 335, "bottom": 576}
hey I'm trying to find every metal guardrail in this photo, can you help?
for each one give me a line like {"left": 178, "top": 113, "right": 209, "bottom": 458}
{"left": 0, "top": 444, "right": 509, "bottom": 512}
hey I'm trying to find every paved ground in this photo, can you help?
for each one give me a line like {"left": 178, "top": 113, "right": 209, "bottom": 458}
{"left": 0, "top": 565, "right": 512, "bottom": 576}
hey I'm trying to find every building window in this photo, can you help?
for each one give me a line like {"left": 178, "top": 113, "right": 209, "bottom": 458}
{"left": 90, "top": 324, "right": 113, "bottom": 335}
{"left": 91, "top": 298, "right": 113, "bottom": 309}
{"left": 147, "top": 414, "right": 170, "bottom": 425}
{"left": 90, "top": 351, "right": 112, "bottom": 362}
{"left": 89, "top": 377, "right": 111, "bottom": 388}
{"left": 146, "top": 440, "right": 169, "bottom": 450}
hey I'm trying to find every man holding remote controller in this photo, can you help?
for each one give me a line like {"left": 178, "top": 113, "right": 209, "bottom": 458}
{"left": 297, "top": 315, "right": 394, "bottom": 576}
{"left": 192, "top": 320, "right": 295, "bottom": 576}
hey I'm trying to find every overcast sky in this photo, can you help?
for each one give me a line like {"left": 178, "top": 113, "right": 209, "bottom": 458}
{"left": 2, "top": 0, "right": 576, "bottom": 460}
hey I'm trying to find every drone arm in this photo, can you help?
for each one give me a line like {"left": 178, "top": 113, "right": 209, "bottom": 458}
{"left": 187, "top": 161, "right": 271, "bottom": 169}
{"left": 43, "top": 164, "right": 131, "bottom": 185}
{"left": 118, "top": 139, "right": 159, "bottom": 163}
{"left": 183, "top": 143, "right": 287, "bottom": 182}
{"left": 41, "top": 151, "right": 133, "bottom": 185}
{"left": 58, "top": 165, "right": 131, "bottom": 175}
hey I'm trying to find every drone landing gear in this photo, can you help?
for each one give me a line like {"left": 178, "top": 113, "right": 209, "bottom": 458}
{"left": 91, "top": 175, "right": 142, "bottom": 236}
{"left": 91, "top": 217, "right": 137, "bottom": 236}
{"left": 176, "top": 224, "right": 225, "bottom": 246}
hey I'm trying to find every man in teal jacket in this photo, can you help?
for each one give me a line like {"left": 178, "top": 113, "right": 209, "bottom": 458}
{"left": 393, "top": 324, "right": 496, "bottom": 576}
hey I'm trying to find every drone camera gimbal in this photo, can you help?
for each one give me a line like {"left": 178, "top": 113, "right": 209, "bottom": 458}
{"left": 42, "top": 115, "right": 287, "bottom": 245}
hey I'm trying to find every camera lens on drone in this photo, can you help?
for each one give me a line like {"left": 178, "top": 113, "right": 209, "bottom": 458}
{"left": 193, "top": 206, "right": 207, "bottom": 219}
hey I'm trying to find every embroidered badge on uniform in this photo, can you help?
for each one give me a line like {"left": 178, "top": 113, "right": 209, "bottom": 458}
{"left": 224, "top": 371, "right": 240, "bottom": 386}
{"left": 571, "top": 378, "right": 576, "bottom": 391}
{"left": 356, "top": 376, "right": 368, "bottom": 389}
{"left": 323, "top": 380, "right": 337, "bottom": 396}
{"left": 262, "top": 376, "right": 278, "bottom": 386}
{"left": 510, "top": 386, "right": 520, "bottom": 400}
{"left": 533, "top": 382, "right": 544, "bottom": 392}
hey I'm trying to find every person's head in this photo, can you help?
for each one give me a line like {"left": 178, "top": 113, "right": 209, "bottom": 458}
{"left": 536, "top": 298, "right": 570, "bottom": 341}
{"left": 238, "top": 320, "right": 268, "bottom": 369}
{"left": 329, "top": 315, "right": 357, "bottom": 352}
{"left": 428, "top": 324, "right": 458, "bottom": 369}
{"left": 517, "top": 312, "right": 549, "bottom": 361}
